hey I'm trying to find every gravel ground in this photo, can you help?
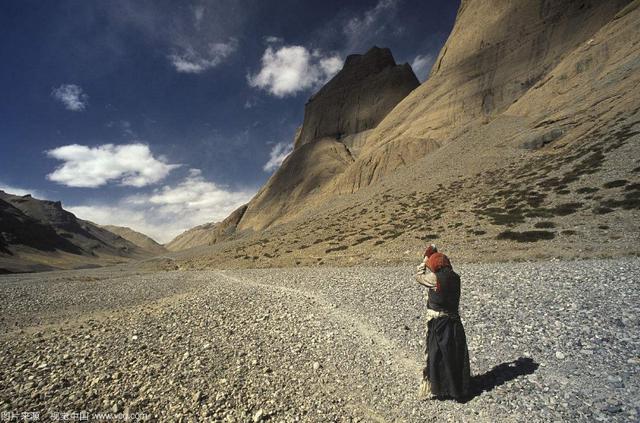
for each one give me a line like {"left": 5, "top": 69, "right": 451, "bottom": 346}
{"left": 0, "top": 258, "right": 638, "bottom": 422}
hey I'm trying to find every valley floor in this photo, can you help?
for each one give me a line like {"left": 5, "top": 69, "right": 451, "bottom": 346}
{"left": 0, "top": 258, "right": 638, "bottom": 421}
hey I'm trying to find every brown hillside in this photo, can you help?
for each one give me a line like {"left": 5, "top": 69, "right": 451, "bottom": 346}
{"left": 165, "top": 0, "right": 640, "bottom": 268}
{"left": 0, "top": 191, "right": 152, "bottom": 273}
{"left": 102, "top": 225, "right": 167, "bottom": 256}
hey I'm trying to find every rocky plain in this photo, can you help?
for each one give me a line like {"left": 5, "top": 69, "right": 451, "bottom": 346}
{"left": 1, "top": 257, "right": 638, "bottom": 422}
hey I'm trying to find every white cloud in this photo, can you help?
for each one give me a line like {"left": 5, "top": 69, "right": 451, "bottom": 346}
{"left": 46, "top": 143, "right": 180, "bottom": 188}
{"left": 248, "top": 45, "right": 342, "bottom": 97}
{"left": 67, "top": 169, "right": 255, "bottom": 243}
{"left": 193, "top": 5, "right": 205, "bottom": 29}
{"left": 343, "top": 0, "right": 399, "bottom": 52}
{"left": 263, "top": 141, "right": 293, "bottom": 172}
{"left": 169, "top": 38, "right": 238, "bottom": 73}
{"left": 0, "top": 183, "right": 46, "bottom": 199}
{"left": 264, "top": 35, "right": 283, "bottom": 44}
{"left": 319, "top": 55, "right": 343, "bottom": 76}
{"left": 411, "top": 54, "right": 435, "bottom": 82}
{"left": 106, "top": 120, "right": 136, "bottom": 138}
{"left": 51, "top": 84, "right": 88, "bottom": 111}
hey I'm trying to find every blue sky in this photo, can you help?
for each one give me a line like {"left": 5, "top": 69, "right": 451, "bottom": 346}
{"left": 0, "top": 0, "right": 459, "bottom": 242}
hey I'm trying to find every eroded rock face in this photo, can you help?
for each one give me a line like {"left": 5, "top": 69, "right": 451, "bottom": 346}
{"left": 295, "top": 47, "right": 419, "bottom": 148}
{"left": 333, "top": 0, "right": 634, "bottom": 193}
{"left": 164, "top": 48, "right": 417, "bottom": 239}
{"left": 237, "top": 139, "right": 353, "bottom": 231}
{"left": 226, "top": 47, "right": 419, "bottom": 232}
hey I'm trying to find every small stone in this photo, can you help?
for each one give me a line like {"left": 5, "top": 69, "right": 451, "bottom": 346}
{"left": 604, "top": 405, "right": 622, "bottom": 414}
{"left": 252, "top": 409, "right": 264, "bottom": 422}
{"left": 131, "top": 335, "right": 138, "bottom": 341}
{"left": 193, "top": 391, "right": 203, "bottom": 403}
{"left": 555, "top": 351, "right": 565, "bottom": 360}
{"left": 313, "top": 362, "right": 321, "bottom": 371}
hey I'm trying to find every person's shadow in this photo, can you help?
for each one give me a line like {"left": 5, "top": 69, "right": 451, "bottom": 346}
{"left": 458, "top": 357, "right": 539, "bottom": 403}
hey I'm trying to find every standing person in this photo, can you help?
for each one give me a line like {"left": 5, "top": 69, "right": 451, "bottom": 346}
{"left": 415, "top": 244, "right": 471, "bottom": 400}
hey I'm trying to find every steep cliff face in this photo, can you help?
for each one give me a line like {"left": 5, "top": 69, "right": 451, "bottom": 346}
{"left": 164, "top": 48, "right": 419, "bottom": 246}
{"left": 334, "top": 0, "right": 634, "bottom": 193}
{"left": 233, "top": 48, "right": 419, "bottom": 232}
{"left": 237, "top": 139, "right": 354, "bottom": 231}
{"left": 296, "top": 47, "right": 419, "bottom": 148}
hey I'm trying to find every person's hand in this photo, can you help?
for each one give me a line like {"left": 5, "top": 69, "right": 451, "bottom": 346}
{"left": 416, "top": 262, "right": 426, "bottom": 273}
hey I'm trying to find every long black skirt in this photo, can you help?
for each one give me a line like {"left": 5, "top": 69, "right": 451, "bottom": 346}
{"left": 423, "top": 315, "right": 471, "bottom": 399}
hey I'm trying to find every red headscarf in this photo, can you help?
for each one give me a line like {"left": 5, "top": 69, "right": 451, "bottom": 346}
{"left": 424, "top": 244, "right": 437, "bottom": 258}
{"left": 427, "top": 252, "right": 452, "bottom": 273}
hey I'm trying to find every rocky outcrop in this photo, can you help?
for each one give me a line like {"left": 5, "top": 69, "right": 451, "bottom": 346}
{"left": 296, "top": 47, "right": 419, "bottom": 148}
{"left": 166, "top": 204, "right": 247, "bottom": 251}
{"left": 165, "top": 47, "right": 419, "bottom": 240}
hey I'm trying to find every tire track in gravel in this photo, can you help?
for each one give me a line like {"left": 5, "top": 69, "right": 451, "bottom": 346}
{"left": 213, "top": 270, "right": 429, "bottom": 421}
{"left": 214, "top": 270, "right": 422, "bottom": 376}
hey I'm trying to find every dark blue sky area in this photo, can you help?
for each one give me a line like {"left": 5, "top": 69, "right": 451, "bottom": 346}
{"left": 0, "top": 0, "right": 459, "bottom": 241}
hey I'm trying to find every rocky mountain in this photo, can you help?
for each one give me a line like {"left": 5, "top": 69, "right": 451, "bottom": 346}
{"left": 0, "top": 197, "right": 81, "bottom": 257}
{"left": 102, "top": 225, "right": 167, "bottom": 256}
{"left": 237, "top": 47, "right": 419, "bottom": 232}
{"left": 165, "top": 205, "right": 247, "bottom": 251}
{"left": 166, "top": 47, "right": 420, "bottom": 251}
{"left": 332, "top": 0, "right": 638, "bottom": 193}
{"left": 295, "top": 46, "right": 420, "bottom": 148}
{"left": 164, "top": 0, "right": 639, "bottom": 268}
{"left": 0, "top": 191, "right": 152, "bottom": 273}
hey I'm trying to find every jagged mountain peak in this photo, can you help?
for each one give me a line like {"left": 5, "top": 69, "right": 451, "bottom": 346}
{"left": 295, "top": 46, "right": 419, "bottom": 148}
{"left": 342, "top": 46, "right": 396, "bottom": 72}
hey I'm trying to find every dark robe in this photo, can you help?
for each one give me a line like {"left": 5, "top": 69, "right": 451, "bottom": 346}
{"left": 423, "top": 267, "right": 471, "bottom": 399}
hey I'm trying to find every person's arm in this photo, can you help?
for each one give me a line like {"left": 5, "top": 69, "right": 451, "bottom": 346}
{"left": 415, "top": 270, "right": 438, "bottom": 289}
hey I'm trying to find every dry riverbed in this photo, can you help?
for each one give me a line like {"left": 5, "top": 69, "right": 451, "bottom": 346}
{"left": 1, "top": 258, "right": 638, "bottom": 421}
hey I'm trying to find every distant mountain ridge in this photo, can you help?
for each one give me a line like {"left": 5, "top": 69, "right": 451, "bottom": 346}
{"left": 0, "top": 190, "right": 155, "bottom": 273}
{"left": 102, "top": 225, "right": 167, "bottom": 255}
